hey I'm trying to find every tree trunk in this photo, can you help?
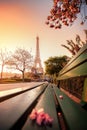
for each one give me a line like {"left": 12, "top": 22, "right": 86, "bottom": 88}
{"left": 0, "top": 64, "right": 4, "bottom": 79}
{"left": 22, "top": 71, "right": 25, "bottom": 82}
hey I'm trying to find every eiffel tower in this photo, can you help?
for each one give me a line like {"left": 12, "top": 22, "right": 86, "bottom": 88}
{"left": 34, "top": 36, "right": 43, "bottom": 74}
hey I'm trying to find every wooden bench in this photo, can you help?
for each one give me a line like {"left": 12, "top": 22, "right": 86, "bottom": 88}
{"left": 53, "top": 44, "right": 87, "bottom": 130}
{"left": 0, "top": 83, "right": 48, "bottom": 130}
{"left": 0, "top": 83, "right": 61, "bottom": 130}
{"left": 0, "top": 44, "right": 87, "bottom": 130}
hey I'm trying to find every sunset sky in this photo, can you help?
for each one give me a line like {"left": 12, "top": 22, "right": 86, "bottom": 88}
{"left": 0, "top": 0, "right": 87, "bottom": 69}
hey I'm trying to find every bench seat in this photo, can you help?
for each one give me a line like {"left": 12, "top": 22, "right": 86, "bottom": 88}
{"left": 0, "top": 84, "right": 47, "bottom": 130}
{"left": 22, "top": 84, "right": 60, "bottom": 130}
{"left": 53, "top": 87, "right": 87, "bottom": 130}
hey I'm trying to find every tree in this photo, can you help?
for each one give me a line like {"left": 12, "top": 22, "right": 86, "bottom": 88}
{"left": 84, "top": 29, "right": 87, "bottom": 43}
{"left": 61, "top": 30, "right": 87, "bottom": 56}
{"left": 6, "top": 48, "right": 33, "bottom": 82}
{"left": 45, "top": 0, "right": 87, "bottom": 29}
{"left": 44, "top": 56, "right": 68, "bottom": 76}
{"left": 0, "top": 49, "right": 9, "bottom": 79}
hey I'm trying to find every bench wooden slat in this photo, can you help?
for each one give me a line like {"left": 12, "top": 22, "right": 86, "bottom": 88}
{"left": 59, "top": 51, "right": 87, "bottom": 76}
{"left": 58, "top": 62, "right": 87, "bottom": 80}
{"left": 0, "top": 83, "right": 45, "bottom": 101}
{"left": 22, "top": 85, "right": 60, "bottom": 130}
{"left": 53, "top": 87, "right": 87, "bottom": 130}
{"left": 60, "top": 44, "right": 87, "bottom": 74}
{"left": 0, "top": 84, "right": 47, "bottom": 130}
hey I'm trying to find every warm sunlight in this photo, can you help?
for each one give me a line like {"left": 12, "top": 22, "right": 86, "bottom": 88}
{"left": 0, "top": 1, "right": 87, "bottom": 73}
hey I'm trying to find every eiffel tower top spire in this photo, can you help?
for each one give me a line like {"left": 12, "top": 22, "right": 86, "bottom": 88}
{"left": 34, "top": 36, "right": 43, "bottom": 74}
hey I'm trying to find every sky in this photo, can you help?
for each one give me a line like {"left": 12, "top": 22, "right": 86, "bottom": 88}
{"left": 0, "top": 0, "right": 87, "bottom": 70}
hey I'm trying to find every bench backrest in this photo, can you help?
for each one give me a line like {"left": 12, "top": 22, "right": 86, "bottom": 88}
{"left": 58, "top": 44, "right": 87, "bottom": 80}
{"left": 58, "top": 44, "right": 87, "bottom": 102}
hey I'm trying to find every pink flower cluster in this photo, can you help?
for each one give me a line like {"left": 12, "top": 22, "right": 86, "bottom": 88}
{"left": 59, "top": 95, "right": 63, "bottom": 99}
{"left": 29, "top": 108, "right": 53, "bottom": 126}
{"left": 46, "top": 0, "right": 82, "bottom": 29}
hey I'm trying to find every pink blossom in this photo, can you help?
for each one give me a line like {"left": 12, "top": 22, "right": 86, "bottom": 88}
{"left": 59, "top": 95, "right": 63, "bottom": 99}
{"left": 44, "top": 113, "right": 53, "bottom": 125}
{"left": 29, "top": 109, "right": 37, "bottom": 120}
{"left": 36, "top": 112, "right": 45, "bottom": 125}
{"left": 29, "top": 108, "right": 53, "bottom": 126}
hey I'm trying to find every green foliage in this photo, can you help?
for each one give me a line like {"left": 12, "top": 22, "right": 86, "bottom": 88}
{"left": 44, "top": 56, "right": 68, "bottom": 75}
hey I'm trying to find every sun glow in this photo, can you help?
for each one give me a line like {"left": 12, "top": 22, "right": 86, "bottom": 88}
{"left": 0, "top": 1, "right": 87, "bottom": 74}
